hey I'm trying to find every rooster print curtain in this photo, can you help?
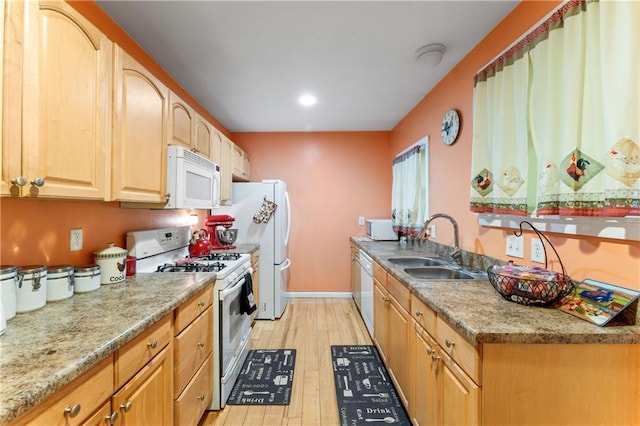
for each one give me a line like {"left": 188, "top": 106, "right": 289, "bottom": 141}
{"left": 391, "top": 139, "right": 428, "bottom": 236}
{"left": 471, "top": 0, "right": 640, "bottom": 217}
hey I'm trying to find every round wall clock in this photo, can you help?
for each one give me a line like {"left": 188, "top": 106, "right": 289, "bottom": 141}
{"left": 441, "top": 108, "right": 460, "bottom": 146}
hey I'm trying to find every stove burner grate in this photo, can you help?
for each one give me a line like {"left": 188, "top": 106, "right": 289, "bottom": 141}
{"left": 156, "top": 262, "right": 226, "bottom": 273}
{"left": 200, "top": 252, "right": 242, "bottom": 262}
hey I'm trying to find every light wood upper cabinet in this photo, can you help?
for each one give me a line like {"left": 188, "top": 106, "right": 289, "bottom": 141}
{"left": 232, "top": 143, "right": 250, "bottom": 182}
{"left": 111, "top": 46, "right": 169, "bottom": 203}
{"left": 194, "top": 114, "right": 214, "bottom": 161}
{"left": 219, "top": 133, "right": 233, "bottom": 205}
{"left": 169, "top": 91, "right": 195, "bottom": 151}
{"left": 2, "top": 0, "right": 111, "bottom": 199}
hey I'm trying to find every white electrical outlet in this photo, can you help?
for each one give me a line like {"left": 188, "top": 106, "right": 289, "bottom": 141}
{"left": 505, "top": 235, "right": 524, "bottom": 258}
{"left": 531, "top": 238, "right": 545, "bottom": 263}
{"left": 70, "top": 229, "right": 83, "bottom": 251}
{"left": 430, "top": 224, "right": 436, "bottom": 238}
{"left": 358, "top": 216, "right": 365, "bottom": 226}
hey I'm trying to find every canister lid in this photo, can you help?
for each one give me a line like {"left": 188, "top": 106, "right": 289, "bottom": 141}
{"left": 47, "top": 265, "right": 74, "bottom": 274}
{"left": 17, "top": 265, "right": 47, "bottom": 274}
{"left": 94, "top": 243, "right": 127, "bottom": 259}
{"left": 74, "top": 265, "right": 100, "bottom": 277}
{"left": 0, "top": 265, "right": 17, "bottom": 275}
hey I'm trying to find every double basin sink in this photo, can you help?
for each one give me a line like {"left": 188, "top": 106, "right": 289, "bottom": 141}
{"left": 386, "top": 256, "right": 487, "bottom": 281}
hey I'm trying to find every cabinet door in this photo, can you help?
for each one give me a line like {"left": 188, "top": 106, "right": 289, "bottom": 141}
{"left": 80, "top": 401, "right": 114, "bottom": 426}
{"left": 373, "top": 282, "right": 388, "bottom": 364}
{"left": 413, "top": 324, "right": 440, "bottom": 426}
{"left": 1, "top": 0, "right": 23, "bottom": 196}
{"left": 194, "top": 114, "right": 213, "bottom": 160}
{"left": 168, "top": 91, "right": 194, "bottom": 151}
{"left": 112, "top": 345, "right": 173, "bottom": 426}
{"left": 219, "top": 134, "right": 233, "bottom": 205}
{"left": 350, "top": 249, "right": 361, "bottom": 308}
{"left": 441, "top": 352, "right": 480, "bottom": 426}
{"left": 20, "top": 0, "right": 111, "bottom": 199}
{"left": 111, "top": 46, "right": 168, "bottom": 203}
{"left": 387, "top": 297, "right": 411, "bottom": 408}
{"left": 251, "top": 255, "right": 260, "bottom": 317}
{"left": 211, "top": 129, "right": 222, "bottom": 167}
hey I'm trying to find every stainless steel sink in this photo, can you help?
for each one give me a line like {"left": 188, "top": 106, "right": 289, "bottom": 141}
{"left": 387, "top": 257, "right": 446, "bottom": 267}
{"left": 404, "top": 267, "right": 481, "bottom": 280}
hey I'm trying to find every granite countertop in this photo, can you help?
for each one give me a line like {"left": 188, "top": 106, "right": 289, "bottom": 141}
{"left": 353, "top": 239, "right": 640, "bottom": 346}
{"left": 0, "top": 273, "right": 214, "bottom": 425}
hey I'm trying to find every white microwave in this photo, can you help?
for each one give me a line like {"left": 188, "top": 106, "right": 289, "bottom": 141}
{"left": 164, "top": 145, "right": 220, "bottom": 209}
{"left": 366, "top": 219, "right": 398, "bottom": 241}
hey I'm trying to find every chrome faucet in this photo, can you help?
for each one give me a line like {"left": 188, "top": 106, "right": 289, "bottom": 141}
{"left": 419, "top": 213, "right": 462, "bottom": 265}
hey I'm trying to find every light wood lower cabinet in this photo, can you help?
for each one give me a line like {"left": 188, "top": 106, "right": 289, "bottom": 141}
{"left": 250, "top": 250, "right": 260, "bottom": 321}
{"left": 8, "top": 355, "right": 115, "bottom": 426}
{"left": 372, "top": 262, "right": 411, "bottom": 409}
{"left": 174, "top": 286, "right": 214, "bottom": 425}
{"left": 112, "top": 344, "right": 173, "bottom": 425}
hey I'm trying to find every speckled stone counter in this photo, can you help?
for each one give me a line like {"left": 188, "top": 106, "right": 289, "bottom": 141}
{"left": 352, "top": 238, "right": 640, "bottom": 345}
{"left": 0, "top": 273, "right": 214, "bottom": 425}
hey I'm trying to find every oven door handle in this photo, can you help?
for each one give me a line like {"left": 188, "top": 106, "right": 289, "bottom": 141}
{"left": 219, "top": 275, "right": 246, "bottom": 301}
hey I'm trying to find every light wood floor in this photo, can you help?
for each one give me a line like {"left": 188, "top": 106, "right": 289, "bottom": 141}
{"left": 199, "top": 297, "right": 372, "bottom": 426}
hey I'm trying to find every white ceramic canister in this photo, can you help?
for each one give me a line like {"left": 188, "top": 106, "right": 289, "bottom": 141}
{"left": 16, "top": 265, "right": 47, "bottom": 313}
{"left": 74, "top": 265, "right": 101, "bottom": 293}
{"left": 46, "top": 265, "right": 74, "bottom": 301}
{"left": 94, "top": 243, "right": 127, "bottom": 285}
{"left": 0, "top": 265, "right": 18, "bottom": 320}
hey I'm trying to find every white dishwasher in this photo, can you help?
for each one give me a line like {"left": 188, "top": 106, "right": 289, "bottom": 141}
{"left": 359, "top": 250, "right": 374, "bottom": 338}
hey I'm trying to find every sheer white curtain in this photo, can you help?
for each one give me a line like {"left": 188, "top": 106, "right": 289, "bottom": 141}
{"left": 391, "top": 138, "right": 428, "bottom": 236}
{"left": 471, "top": 0, "right": 640, "bottom": 217}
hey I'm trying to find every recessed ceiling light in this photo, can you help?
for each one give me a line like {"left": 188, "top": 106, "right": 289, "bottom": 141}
{"left": 298, "top": 94, "right": 317, "bottom": 107}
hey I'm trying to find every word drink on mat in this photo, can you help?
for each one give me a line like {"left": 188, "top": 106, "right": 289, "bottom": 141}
{"left": 227, "top": 349, "right": 296, "bottom": 405}
{"left": 331, "top": 345, "right": 410, "bottom": 425}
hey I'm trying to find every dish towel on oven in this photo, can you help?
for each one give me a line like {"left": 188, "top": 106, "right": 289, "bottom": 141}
{"left": 240, "top": 272, "right": 257, "bottom": 315}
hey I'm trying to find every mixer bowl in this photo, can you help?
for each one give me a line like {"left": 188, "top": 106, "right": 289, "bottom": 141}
{"left": 216, "top": 228, "right": 238, "bottom": 246}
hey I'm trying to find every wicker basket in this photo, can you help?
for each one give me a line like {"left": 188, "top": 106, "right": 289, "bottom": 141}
{"left": 487, "top": 221, "right": 575, "bottom": 307}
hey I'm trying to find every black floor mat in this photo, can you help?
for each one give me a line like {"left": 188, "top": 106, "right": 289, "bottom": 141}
{"left": 227, "top": 349, "right": 296, "bottom": 405}
{"left": 331, "top": 345, "right": 411, "bottom": 425}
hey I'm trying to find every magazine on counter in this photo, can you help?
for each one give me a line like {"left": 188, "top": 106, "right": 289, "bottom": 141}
{"left": 555, "top": 278, "right": 640, "bottom": 326}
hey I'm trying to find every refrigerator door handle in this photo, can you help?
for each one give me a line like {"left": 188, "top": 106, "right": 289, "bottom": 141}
{"left": 284, "top": 191, "right": 291, "bottom": 246}
{"left": 280, "top": 258, "right": 292, "bottom": 271}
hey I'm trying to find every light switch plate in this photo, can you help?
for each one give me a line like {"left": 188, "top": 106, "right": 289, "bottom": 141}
{"left": 505, "top": 235, "right": 524, "bottom": 258}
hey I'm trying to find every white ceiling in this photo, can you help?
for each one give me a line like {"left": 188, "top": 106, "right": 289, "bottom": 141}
{"left": 96, "top": 1, "right": 518, "bottom": 132}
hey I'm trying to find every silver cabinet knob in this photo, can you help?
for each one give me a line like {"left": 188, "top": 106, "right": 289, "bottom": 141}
{"left": 431, "top": 353, "right": 441, "bottom": 362}
{"left": 106, "top": 411, "right": 119, "bottom": 424}
{"left": 30, "top": 177, "right": 45, "bottom": 187}
{"left": 147, "top": 339, "right": 158, "bottom": 349}
{"left": 426, "top": 347, "right": 434, "bottom": 355}
{"left": 64, "top": 403, "right": 81, "bottom": 418}
{"left": 197, "top": 341, "right": 205, "bottom": 348}
{"left": 198, "top": 301, "right": 205, "bottom": 307}
{"left": 445, "top": 339, "right": 455, "bottom": 348}
{"left": 11, "top": 176, "right": 27, "bottom": 186}
{"left": 120, "top": 401, "right": 133, "bottom": 412}
{"left": 197, "top": 394, "right": 205, "bottom": 401}
{"left": 415, "top": 310, "right": 423, "bottom": 317}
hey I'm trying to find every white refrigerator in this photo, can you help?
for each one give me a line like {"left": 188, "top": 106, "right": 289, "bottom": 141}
{"left": 217, "top": 179, "right": 291, "bottom": 319}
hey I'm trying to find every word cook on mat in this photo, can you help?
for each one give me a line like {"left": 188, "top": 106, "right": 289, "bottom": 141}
{"left": 227, "top": 349, "right": 296, "bottom": 405}
{"left": 331, "top": 345, "right": 410, "bottom": 425}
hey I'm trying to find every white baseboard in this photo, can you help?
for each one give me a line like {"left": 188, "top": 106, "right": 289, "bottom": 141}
{"left": 285, "top": 292, "right": 353, "bottom": 299}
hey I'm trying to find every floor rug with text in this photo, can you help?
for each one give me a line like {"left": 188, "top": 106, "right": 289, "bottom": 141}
{"left": 227, "top": 349, "right": 296, "bottom": 405}
{"left": 331, "top": 345, "right": 410, "bottom": 425}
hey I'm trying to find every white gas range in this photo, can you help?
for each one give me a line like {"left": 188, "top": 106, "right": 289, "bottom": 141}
{"left": 126, "top": 226, "right": 253, "bottom": 410}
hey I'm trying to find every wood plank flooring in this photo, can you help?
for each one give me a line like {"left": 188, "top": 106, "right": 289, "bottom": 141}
{"left": 199, "top": 298, "right": 372, "bottom": 426}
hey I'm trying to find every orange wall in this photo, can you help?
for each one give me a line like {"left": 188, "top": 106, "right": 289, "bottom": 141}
{"left": 232, "top": 132, "right": 391, "bottom": 292}
{"left": 391, "top": 0, "right": 640, "bottom": 290}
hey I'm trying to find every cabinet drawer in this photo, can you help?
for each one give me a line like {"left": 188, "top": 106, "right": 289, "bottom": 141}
{"left": 174, "top": 306, "right": 213, "bottom": 396}
{"left": 115, "top": 313, "right": 172, "bottom": 389}
{"left": 411, "top": 294, "right": 437, "bottom": 338}
{"left": 437, "top": 317, "right": 482, "bottom": 385}
{"left": 387, "top": 274, "right": 410, "bottom": 312}
{"left": 174, "top": 286, "right": 213, "bottom": 333}
{"left": 373, "top": 262, "right": 387, "bottom": 287}
{"left": 175, "top": 352, "right": 213, "bottom": 426}
{"left": 9, "top": 355, "right": 114, "bottom": 426}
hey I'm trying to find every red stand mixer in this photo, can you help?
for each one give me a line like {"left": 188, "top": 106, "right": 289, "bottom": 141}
{"left": 206, "top": 214, "right": 238, "bottom": 250}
